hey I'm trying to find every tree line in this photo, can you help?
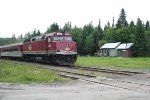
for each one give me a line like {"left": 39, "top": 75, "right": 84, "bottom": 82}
{"left": 0, "top": 8, "right": 150, "bottom": 57}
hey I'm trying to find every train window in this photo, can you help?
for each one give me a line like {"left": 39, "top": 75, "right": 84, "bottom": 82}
{"left": 32, "top": 38, "right": 36, "bottom": 41}
{"left": 24, "top": 39, "right": 31, "bottom": 42}
{"left": 53, "top": 37, "right": 63, "bottom": 41}
{"left": 48, "top": 38, "right": 51, "bottom": 42}
{"left": 64, "top": 37, "right": 72, "bottom": 41}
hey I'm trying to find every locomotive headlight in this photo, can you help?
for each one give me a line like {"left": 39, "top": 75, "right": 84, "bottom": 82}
{"left": 67, "top": 43, "right": 69, "bottom": 47}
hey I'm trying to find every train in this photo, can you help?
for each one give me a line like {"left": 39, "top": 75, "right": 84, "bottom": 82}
{"left": 0, "top": 32, "right": 77, "bottom": 65}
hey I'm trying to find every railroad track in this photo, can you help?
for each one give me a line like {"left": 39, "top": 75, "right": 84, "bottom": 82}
{"left": 7, "top": 60, "right": 150, "bottom": 93}
{"left": 68, "top": 66, "right": 144, "bottom": 76}
{"left": 36, "top": 65, "right": 150, "bottom": 93}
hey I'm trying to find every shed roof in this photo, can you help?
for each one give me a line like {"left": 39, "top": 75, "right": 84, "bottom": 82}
{"left": 116, "top": 43, "right": 134, "bottom": 49}
{"left": 100, "top": 42, "right": 121, "bottom": 49}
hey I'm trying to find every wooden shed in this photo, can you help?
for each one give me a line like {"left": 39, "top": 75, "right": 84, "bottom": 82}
{"left": 100, "top": 42, "right": 121, "bottom": 57}
{"left": 116, "top": 43, "right": 134, "bottom": 57}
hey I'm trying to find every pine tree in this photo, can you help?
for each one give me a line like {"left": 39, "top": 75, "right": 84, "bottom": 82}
{"left": 116, "top": 8, "right": 128, "bottom": 28}
{"left": 63, "top": 22, "right": 71, "bottom": 32}
{"left": 145, "top": 21, "right": 150, "bottom": 30}
{"left": 46, "top": 23, "right": 59, "bottom": 33}
{"left": 134, "top": 18, "right": 147, "bottom": 56}
{"left": 98, "top": 19, "right": 103, "bottom": 40}
{"left": 37, "top": 30, "right": 41, "bottom": 36}
{"left": 112, "top": 17, "right": 115, "bottom": 27}
{"left": 130, "top": 20, "right": 135, "bottom": 27}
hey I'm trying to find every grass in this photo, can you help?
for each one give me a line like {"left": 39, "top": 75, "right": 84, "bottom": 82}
{"left": 75, "top": 56, "right": 150, "bottom": 69}
{"left": 0, "top": 59, "right": 66, "bottom": 84}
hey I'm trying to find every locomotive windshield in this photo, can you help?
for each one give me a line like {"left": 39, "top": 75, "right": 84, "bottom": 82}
{"left": 53, "top": 36, "right": 72, "bottom": 41}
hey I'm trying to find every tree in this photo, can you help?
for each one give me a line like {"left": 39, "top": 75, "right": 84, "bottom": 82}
{"left": 83, "top": 35, "right": 94, "bottom": 55}
{"left": 63, "top": 22, "right": 71, "bottom": 32}
{"left": 32, "top": 29, "right": 37, "bottom": 37}
{"left": 115, "top": 27, "right": 130, "bottom": 42}
{"left": 134, "top": 18, "right": 147, "bottom": 56}
{"left": 46, "top": 22, "right": 59, "bottom": 33}
{"left": 129, "top": 20, "right": 136, "bottom": 42}
{"left": 98, "top": 19, "right": 103, "bottom": 40}
{"left": 37, "top": 29, "right": 41, "bottom": 36}
{"left": 145, "top": 21, "right": 150, "bottom": 30}
{"left": 98, "top": 40, "right": 107, "bottom": 48}
{"left": 112, "top": 17, "right": 115, "bottom": 27}
{"left": 103, "top": 27, "right": 116, "bottom": 42}
{"left": 70, "top": 26, "right": 82, "bottom": 41}
{"left": 116, "top": 8, "right": 128, "bottom": 28}
{"left": 130, "top": 20, "right": 135, "bottom": 27}
{"left": 24, "top": 32, "right": 31, "bottom": 39}
{"left": 145, "top": 31, "right": 150, "bottom": 56}
{"left": 12, "top": 33, "right": 16, "bottom": 43}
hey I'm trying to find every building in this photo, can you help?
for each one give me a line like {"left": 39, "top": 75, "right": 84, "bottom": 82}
{"left": 116, "top": 43, "right": 134, "bottom": 57}
{"left": 99, "top": 42, "right": 134, "bottom": 57}
{"left": 100, "top": 42, "right": 121, "bottom": 57}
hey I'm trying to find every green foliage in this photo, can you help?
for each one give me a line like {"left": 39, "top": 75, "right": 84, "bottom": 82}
{"left": 98, "top": 40, "right": 107, "bottom": 48}
{"left": 0, "top": 60, "right": 66, "bottom": 84}
{"left": 134, "top": 18, "right": 147, "bottom": 56}
{"left": 83, "top": 35, "right": 94, "bottom": 55}
{"left": 115, "top": 27, "right": 130, "bottom": 42}
{"left": 116, "top": 8, "right": 128, "bottom": 28}
{"left": 145, "top": 21, "right": 150, "bottom": 30}
{"left": 63, "top": 22, "right": 71, "bottom": 32}
{"left": 45, "top": 22, "right": 59, "bottom": 33}
{"left": 103, "top": 27, "right": 116, "bottom": 42}
{"left": 145, "top": 31, "right": 150, "bottom": 56}
{"left": 70, "top": 26, "right": 82, "bottom": 41}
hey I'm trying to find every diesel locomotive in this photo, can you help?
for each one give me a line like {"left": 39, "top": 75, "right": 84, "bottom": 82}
{"left": 0, "top": 32, "right": 77, "bottom": 65}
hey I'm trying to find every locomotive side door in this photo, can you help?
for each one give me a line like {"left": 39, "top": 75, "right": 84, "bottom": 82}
{"left": 47, "top": 36, "right": 55, "bottom": 54}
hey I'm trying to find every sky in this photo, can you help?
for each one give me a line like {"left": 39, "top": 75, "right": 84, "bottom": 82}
{"left": 0, "top": 0, "right": 150, "bottom": 38}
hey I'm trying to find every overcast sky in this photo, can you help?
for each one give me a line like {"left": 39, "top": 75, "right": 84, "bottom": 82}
{"left": 0, "top": 0, "right": 150, "bottom": 38}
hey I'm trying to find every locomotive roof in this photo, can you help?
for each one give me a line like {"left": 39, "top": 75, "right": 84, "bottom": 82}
{"left": 23, "top": 32, "right": 71, "bottom": 42}
{"left": 0, "top": 42, "right": 23, "bottom": 48}
{"left": 45, "top": 32, "right": 71, "bottom": 37}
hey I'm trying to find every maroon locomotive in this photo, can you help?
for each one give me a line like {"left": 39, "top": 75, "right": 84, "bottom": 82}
{"left": 0, "top": 32, "right": 77, "bottom": 65}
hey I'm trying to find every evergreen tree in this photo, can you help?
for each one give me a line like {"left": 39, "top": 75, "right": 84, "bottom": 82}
{"left": 32, "top": 29, "right": 37, "bottom": 37}
{"left": 145, "top": 21, "right": 150, "bottom": 30}
{"left": 84, "top": 35, "right": 94, "bottom": 55}
{"left": 129, "top": 20, "right": 136, "bottom": 42}
{"left": 145, "top": 31, "right": 150, "bottom": 56}
{"left": 116, "top": 8, "right": 128, "bottom": 28}
{"left": 112, "top": 17, "right": 115, "bottom": 27}
{"left": 98, "top": 19, "right": 103, "bottom": 40}
{"left": 115, "top": 27, "right": 130, "bottom": 42}
{"left": 63, "top": 22, "right": 71, "bottom": 32}
{"left": 70, "top": 26, "right": 82, "bottom": 41}
{"left": 103, "top": 27, "right": 116, "bottom": 42}
{"left": 130, "top": 20, "right": 135, "bottom": 27}
{"left": 46, "top": 23, "right": 59, "bottom": 33}
{"left": 134, "top": 18, "right": 147, "bottom": 56}
{"left": 12, "top": 33, "right": 16, "bottom": 43}
{"left": 37, "top": 29, "right": 41, "bottom": 36}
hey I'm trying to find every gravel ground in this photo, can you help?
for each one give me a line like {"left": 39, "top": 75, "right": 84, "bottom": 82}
{"left": 0, "top": 78, "right": 150, "bottom": 100}
{"left": 0, "top": 60, "right": 150, "bottom": 100}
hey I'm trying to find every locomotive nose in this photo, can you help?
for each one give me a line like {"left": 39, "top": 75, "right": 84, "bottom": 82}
{"left": 55, "top": 42, "right": 76, "bottom": 51}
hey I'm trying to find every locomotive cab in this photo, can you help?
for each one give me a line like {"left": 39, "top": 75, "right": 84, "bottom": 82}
{"left": 46, "top": 32, "right": 77, "bottom": 65}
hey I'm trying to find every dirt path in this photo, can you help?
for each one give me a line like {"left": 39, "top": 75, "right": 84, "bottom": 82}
{"left": 0, "top": 79, "right": 150, "bottom": 100}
